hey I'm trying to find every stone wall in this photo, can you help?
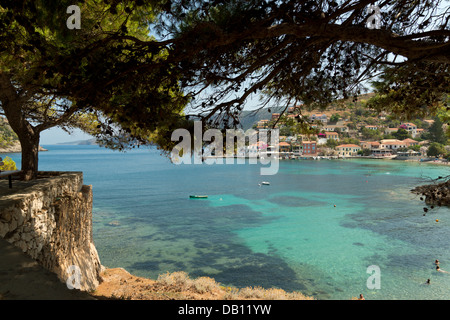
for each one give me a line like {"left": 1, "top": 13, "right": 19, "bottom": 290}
{"left": 0, "top": 172, "right": 103, "bottom": 292}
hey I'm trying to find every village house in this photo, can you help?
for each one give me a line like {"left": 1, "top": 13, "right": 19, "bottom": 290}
{"left": 336, "top": 144, "right": 361, "bottom": 157}
{"left": 309, "top": 113, "right": 328, "bottom": 123}
{"left": 317, "top": 133, "right": 327, "bottom": 145}
{"left": 384, "top": 127, "right": 398, "bottom": 135}
{"left": 371, "top": 148, "right": 394, "bottom": 156}
{"left": 325, "top": 131, "right": 339, "bottom": 141}
{"left": 380, "top": 139, "right": 407, "bottom": 150}
{"left": 323, "top": 125, "right": 349, "bottom": 133}
{"left": 278, "top": 141, "right": 291, "bottom": 153}
{"left": 256, "top": 119, "right": 270, "bottom": 129}
{"left": 400, "top": 122, "right": 417, "bottom": 138}
{"left": 360, "top": 141, "right": 395, "bottom": 156}
{"left": 291, "top": 142, "right": 302, "bottom": 155}
{"left": 365, "top": 125, "right": 379, "bottom": 131}
{"left": 302, "top": 140, "right": 317, "bottom": 156}
{"left": 360, "top": 141, "right": 380, "bottom": 150}
{"left": 402, "top": 138, "right": 419, "bottom": 147}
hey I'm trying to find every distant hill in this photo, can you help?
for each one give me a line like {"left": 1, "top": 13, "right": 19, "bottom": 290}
{"left": 57, "top": 138, "right": 98, "bottom": 145}
{"left": 239, "top": 106, "right": 286, "bottom": 130}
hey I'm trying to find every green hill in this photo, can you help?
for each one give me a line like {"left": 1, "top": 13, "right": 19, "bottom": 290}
{"left": 238, "top": 92, "right": 376, "bottom": 130}
{"left": 0, "top": 117, "right": 48, "bottom": 153}
{"left": 0, "top": 117, "right": 19, "bottom": 149}
{"left": 239, "top": 106, "right": 286, "bottom": 130}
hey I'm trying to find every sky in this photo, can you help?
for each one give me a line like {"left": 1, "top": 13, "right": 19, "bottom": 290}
{"left": 40, "top": 127, "right": 93, "bottom": 145}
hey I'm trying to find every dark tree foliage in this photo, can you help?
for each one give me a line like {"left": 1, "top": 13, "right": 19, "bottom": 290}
{"left": 0, "top": 0, "right": 189, "bottom": 179}
{"left": 147, "top": 0, "right": 449, "bottom": 127}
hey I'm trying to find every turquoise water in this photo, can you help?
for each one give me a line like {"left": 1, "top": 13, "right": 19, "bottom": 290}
{"left": 4, "top": 145, "right": 450, "bottom": 299}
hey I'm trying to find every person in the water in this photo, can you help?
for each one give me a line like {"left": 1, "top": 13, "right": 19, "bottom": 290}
{"left": 436, "top": 266, "right": 449, "bottom": 273}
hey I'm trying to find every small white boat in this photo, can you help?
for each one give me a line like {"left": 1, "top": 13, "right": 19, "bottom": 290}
{"left": 261, "top": 182, "right": 270, "bottom": 185}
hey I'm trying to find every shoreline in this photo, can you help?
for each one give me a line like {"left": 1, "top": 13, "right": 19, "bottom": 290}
{"left": 0, "top": 140, "right": 48, "bottom": 154}
{"left": 0, "top": 147, "right": 48, "bottom": 154}
{"left": 0, "top": 142, "right": 48, "bottom": 154}
{"left": 90, "top": 267, "right": 314, "bottom": 300}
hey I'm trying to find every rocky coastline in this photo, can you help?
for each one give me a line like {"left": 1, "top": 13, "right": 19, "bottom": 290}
{"left": 0, "top": 141, "right": 48, "bottom": 153}
{"left": 411, "top": 179, "right": 450, "bottom": 206}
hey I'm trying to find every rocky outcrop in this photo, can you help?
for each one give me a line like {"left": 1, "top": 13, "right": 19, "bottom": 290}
{"left": 0, "top": 141, "right": 47, "bottom": 153}
{"left": 0, "top": 172, "right": 103, "bottom": 292}
{"left": 411, "top": 179, "right": 450, "bottom": 206}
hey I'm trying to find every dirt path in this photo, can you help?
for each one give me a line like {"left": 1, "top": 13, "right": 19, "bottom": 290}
{"left": 0, "top": 238, "right": 93, "bottom": 300}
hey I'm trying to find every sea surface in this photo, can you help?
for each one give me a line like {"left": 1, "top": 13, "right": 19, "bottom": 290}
{"left": 4, "top": 145, "right": 450, "bottom": 300}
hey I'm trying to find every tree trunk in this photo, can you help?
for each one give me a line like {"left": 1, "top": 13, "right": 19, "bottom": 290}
{"left": 19, "top": 130, "right": 40, "bottom": 181}
{"left": 0, "top": 73, "right": 41, "bottom": 181}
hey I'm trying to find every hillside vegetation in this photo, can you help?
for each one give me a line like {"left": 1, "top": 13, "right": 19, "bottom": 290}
{"left": 240, "top": 93, "right": 377, "bottom": 130}
{"left": 0, "top": 117, "right": 19, "bottom": 149}
{"left": 0, "top": 117, "right": 47, "bottom": 153}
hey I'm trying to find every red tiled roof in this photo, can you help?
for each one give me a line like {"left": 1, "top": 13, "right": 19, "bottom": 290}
{"left": 337, "top": 144, "right": 360, "bottom": 148}
{"left": 362, "top": 141, "right": 379, "bottom": 147}
{"left": 382, "top": 141, "right": 406, "bottom": 145}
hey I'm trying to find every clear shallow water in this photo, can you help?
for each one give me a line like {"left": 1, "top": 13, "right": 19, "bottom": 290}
{"left": 4, "top": 145, "right": 450, "bottom": 299}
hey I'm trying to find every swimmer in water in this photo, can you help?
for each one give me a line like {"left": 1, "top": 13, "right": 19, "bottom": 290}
{"left": 436, "top": 266, "right": 449, "bottom": 273}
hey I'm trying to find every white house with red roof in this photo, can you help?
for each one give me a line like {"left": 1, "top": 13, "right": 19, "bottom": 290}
{"left": 400, "top": 122, "right": 417, "bottom": 138}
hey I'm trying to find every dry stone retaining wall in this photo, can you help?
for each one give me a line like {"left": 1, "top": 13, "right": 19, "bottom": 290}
{"left": 0, "top": 172, "right": 103, "bottom": 292}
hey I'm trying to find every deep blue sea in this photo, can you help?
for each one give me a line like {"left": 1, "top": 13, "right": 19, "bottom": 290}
{"left": 4, "top": 145, "right": 450, "bottom": 300}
